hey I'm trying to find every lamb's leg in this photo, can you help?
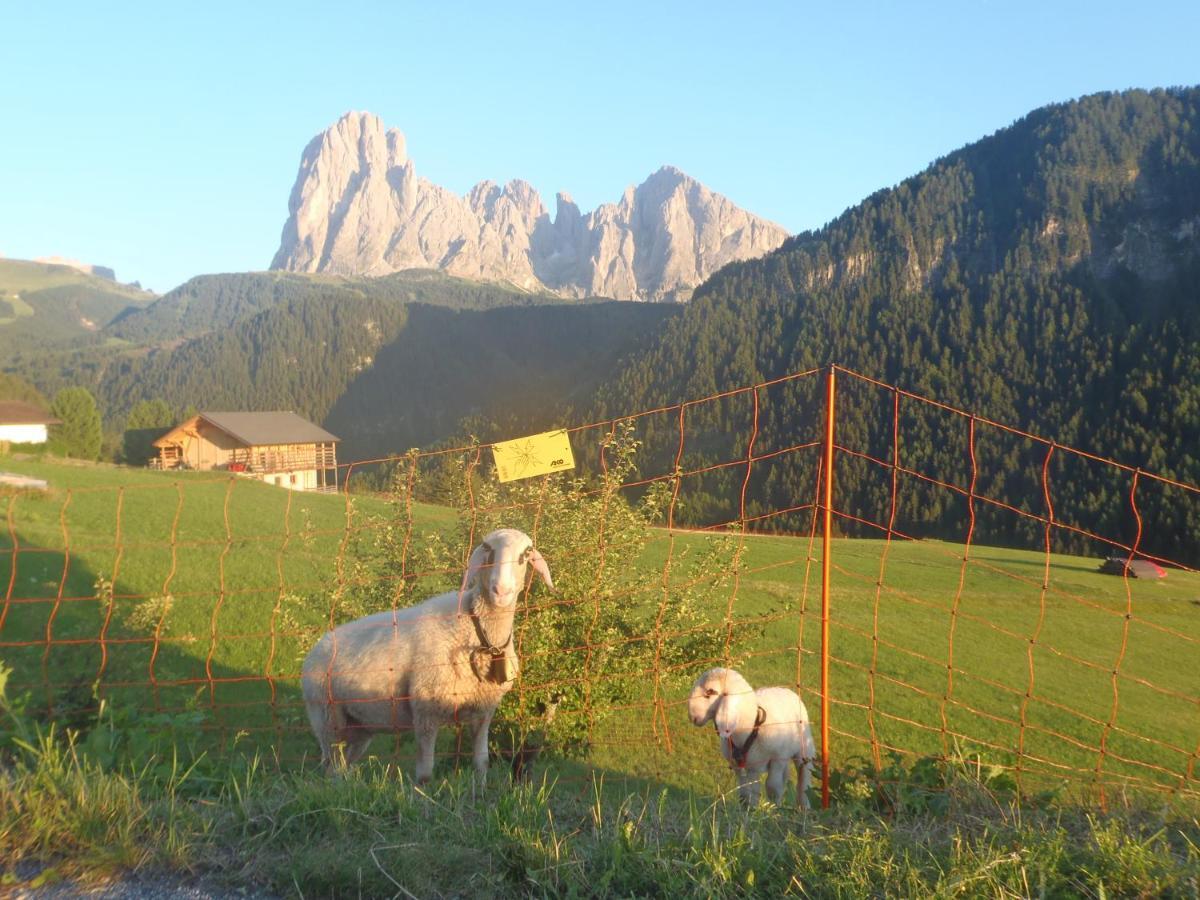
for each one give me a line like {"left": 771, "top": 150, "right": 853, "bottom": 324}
{"left": 308, "top": 700, "right": 346, "bottom": 775}
{"left": 765, "top": 758, "right": 789, "bottom": 804}
{"left": 794, "top": 755, "right": 813, "bottom": 809}
{"left": 413, "top": 720, "right": 439, "bottom": 785}
{"left": 472, "top": 706, "right": 495, "bottom": 781}
{"left": 735, "top": 766, "right": 764, "bottom": 807}
{"left": 341, "top": 730, "right": 372, "bottom": 767}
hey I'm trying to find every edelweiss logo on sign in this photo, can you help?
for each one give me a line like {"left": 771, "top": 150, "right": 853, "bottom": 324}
{"left": 491, "top": 429, "right": 575, "bottom": 483}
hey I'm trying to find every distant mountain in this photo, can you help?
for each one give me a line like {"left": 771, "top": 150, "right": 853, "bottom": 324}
{"left": 270, "top": 112, "right": 788, "bottom": 301}
{"left": 31, "top": 256, "right": 118, "bottom": 282}
{"left": 579, "top": 87, "right": 1200, "bottom": 560}
{"left": 0, "top": 258, "right": 155, "bottom": 354}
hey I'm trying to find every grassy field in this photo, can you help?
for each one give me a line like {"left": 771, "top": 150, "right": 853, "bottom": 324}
{"left": 1, "top": 455, "right": 1199, "bottom": 806}
{"left": 3, "top": 455, "right": 1200, "bottom": 895}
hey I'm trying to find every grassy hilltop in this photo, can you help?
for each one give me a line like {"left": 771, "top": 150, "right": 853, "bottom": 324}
{"left": 0, "top": 259, "right": 154, "bottom": 351}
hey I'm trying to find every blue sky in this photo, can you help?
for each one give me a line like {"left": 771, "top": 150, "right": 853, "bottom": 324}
{"left": 2, "top": 1, "right": 1198, "bottom": 293}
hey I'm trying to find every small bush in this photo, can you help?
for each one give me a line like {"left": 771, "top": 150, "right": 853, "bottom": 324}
{"left": 344, "top": 422, "right": 736, "bottom": 757}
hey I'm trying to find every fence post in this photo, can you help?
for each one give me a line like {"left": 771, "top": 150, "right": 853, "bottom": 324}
{"left": 820, "top": 364, "right": 836, "bottom": 809}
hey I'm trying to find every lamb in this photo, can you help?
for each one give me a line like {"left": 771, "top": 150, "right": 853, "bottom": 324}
{"left": 687, "top": 667, "right": 815, "bottom": 808}
{"left": 301, "top": 528, "right": 552, "bottom": 783}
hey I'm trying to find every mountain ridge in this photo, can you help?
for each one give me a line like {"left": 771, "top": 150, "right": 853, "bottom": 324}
{"left": 270, "top": 111, "right": 789, "bottom": 301}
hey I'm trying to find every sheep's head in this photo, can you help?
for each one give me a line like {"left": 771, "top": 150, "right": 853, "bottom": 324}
{"left": 461, "top": 528, "right": 553, "bottom": 609}
{"left": 687, "top": 667, "right": 753, "bottom": 739}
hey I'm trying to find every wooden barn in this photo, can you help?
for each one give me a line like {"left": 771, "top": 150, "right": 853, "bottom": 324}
{"left": 152, "top": 411, "right": 340, "bottom": 492}
{"left": 0, "top": 401, "right": 60, "bottom": 448}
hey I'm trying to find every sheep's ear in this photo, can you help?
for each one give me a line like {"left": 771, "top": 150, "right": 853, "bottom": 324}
{"left": 460, "top": 543, "right": 489, "bottom": 596}
{"left": 714, "top": 690, "right": 739, "bottom": 734}
{"left": 527, "top": 548, "right": 554, "bottom": 591}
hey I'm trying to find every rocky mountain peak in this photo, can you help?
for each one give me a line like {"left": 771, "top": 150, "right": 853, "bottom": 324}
{"left": 271, "top": 113, "right": 789, "bottom": 299}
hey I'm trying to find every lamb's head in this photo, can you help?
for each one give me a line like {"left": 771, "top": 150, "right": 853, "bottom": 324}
{"left": 688, "top": 667, "right": 754, "bottom": 738}
{"left": 461, "top": 528, "right": 553, "bottom": 609}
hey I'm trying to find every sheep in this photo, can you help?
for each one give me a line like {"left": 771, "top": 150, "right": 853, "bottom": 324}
{"left": 687, "top": 667, "right": 815, "bottom": 808}
{"left": 301, "top": 528, "right": 553, "bottom": 783}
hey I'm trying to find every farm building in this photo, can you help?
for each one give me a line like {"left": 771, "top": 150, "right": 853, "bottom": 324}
{"left": 151, "top": 411, "right": 340, "bottom": 492}
{"left": 0, "top": 401, "right": 60, "bottom": 446}
{"left": 1098, "top": 556, "right": 1167, "bottom": 578}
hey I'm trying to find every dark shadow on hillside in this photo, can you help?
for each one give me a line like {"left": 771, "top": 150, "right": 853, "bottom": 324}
{"left": 964, "top": 551, "right": 1102, "bottom": 573}
{"left": 0, "top": 524, "right": 314, "bottom": 758}
{"left": 325, "top": 302, "right": 678, "bottom": 461}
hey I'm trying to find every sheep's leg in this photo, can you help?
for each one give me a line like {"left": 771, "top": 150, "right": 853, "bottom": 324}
{"left": 413, "top": 720, "right": 439, "bottom": 785}
{"left": 735, "top": 766, "right": 764, "bottom": 807}
{"left": 311, "top": 721, "right": 336, "bottom": 773}
{"left": 765, "top": 758, "right": 789, "bottom": 804}
{"left": 793, "top": 756, "right": 813, "bottom": 809}
{"left": 340, "top": 730, "right": 372, "bottom": 767}
{"left": 472, "top": 707, "right": 495, "bottom": 780}
{"left": 310, "top": 700, "right": 350, "bottom": 775}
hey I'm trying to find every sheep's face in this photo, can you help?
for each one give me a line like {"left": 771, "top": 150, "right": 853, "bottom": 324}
{"left": 462, "top": 528, "right": 553, "bottom": 609}
{"left": 688, "top": 677, "right": 723, "bottom": 727}
{"left": 687, "top": 668, "right": 752, "bottom": 738}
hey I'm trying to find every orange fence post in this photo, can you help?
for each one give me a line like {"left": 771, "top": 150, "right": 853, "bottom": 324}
{"left": 820, "top": 364, "right": 836, "bottom": 809}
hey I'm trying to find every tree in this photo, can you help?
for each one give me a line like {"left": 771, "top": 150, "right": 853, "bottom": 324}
{"left": 122, "top": 399, "right": 175, "bottom": 465}
{"left": 48, "top": 387, "right": 103, "bottom": 460}
{"left": 0, "top": 372, "right": 46, "bottom": 406}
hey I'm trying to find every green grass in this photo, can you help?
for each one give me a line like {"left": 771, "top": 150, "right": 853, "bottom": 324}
{"left": 3, "top": 456, "right": 1200, "bottom": 894}
{"left": 0, "top": 293, "right": 35, "bottom": 325}
{"left": 1, "top": 455, "right": 1198, "bottom": 805}
{"left": 1, "top": 731, "right": 1198, "bottom": 897}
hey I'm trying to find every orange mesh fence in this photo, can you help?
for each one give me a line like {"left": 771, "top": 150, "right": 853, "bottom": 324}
{"left": 1, "top": 363, "right": 1197, "bottom": 805}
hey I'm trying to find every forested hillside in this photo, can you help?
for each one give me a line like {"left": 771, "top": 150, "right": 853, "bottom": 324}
{"left": 107, "top": 268, "right": 561, "bottom": 344}
{"left": 91, "top": 292, "right": 674, "bottom": 458}
{"left": 0, "top": 259, "right": 154, "bottom": 359}
{"left": 584, "top": 88, "right": 1200, "bottom": 562}
{"left": 91, "top": 269, "right": 611, "bottom": 419}
{"left": 96, "top": 294, "right": 411, "bottom": 423}
{"left": 3, "top": 268, "right": 605, "bottom": 427}
{"left": 324, "top": 301, "right": 676, "bottom": 459}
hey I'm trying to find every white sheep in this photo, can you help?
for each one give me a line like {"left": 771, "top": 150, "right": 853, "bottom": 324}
{"left": 687, "top": 667, "right": 815, "bottom": 808}
{"left": 301, "top": 528, "right": 553, "bottom": 783}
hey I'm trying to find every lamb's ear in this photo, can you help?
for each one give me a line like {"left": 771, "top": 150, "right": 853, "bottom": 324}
{"left": 460, "top": 543, "right": 489, "bottom": 597}
{"left": 714, "top": 690, "right": 740, "bottom": 735}
{"left": 527, "top": 548, "right": 554, "bottom": 591}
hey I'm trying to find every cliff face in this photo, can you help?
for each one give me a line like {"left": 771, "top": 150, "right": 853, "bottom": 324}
{"left": 271, "top": 112, "right": 789, "bottom": 300}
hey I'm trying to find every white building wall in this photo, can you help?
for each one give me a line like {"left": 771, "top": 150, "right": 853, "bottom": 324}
{"left": 262, "top": 469, "right": 319, "bottom": 491}
{"left": 0, "top": 424, "right": 49, "bottom": 444}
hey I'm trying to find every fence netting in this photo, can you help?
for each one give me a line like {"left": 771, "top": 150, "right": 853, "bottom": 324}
{"left": 1, "top": 364, "right": 1197, "bottom": 804}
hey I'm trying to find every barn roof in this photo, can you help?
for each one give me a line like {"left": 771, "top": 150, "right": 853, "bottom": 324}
{"left": 1098, "top": 556, "right": 1167, "bottom": 579}
{"left": 199, "top": 411, "right": 340, "bottom": 446}
{"left": 0, "top": 401, "right": 60, "bottom": 426}
{"left": 155, "top": 411, "right": 339, "bottom": 448}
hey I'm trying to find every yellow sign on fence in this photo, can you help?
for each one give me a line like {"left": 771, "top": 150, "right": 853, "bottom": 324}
{"left": 491, "top": 429, "right": 576, "bottom": 483}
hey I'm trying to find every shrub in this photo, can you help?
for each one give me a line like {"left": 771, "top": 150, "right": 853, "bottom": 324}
{"left": 347, "top": 422, "right": 736, "bottom": 756}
